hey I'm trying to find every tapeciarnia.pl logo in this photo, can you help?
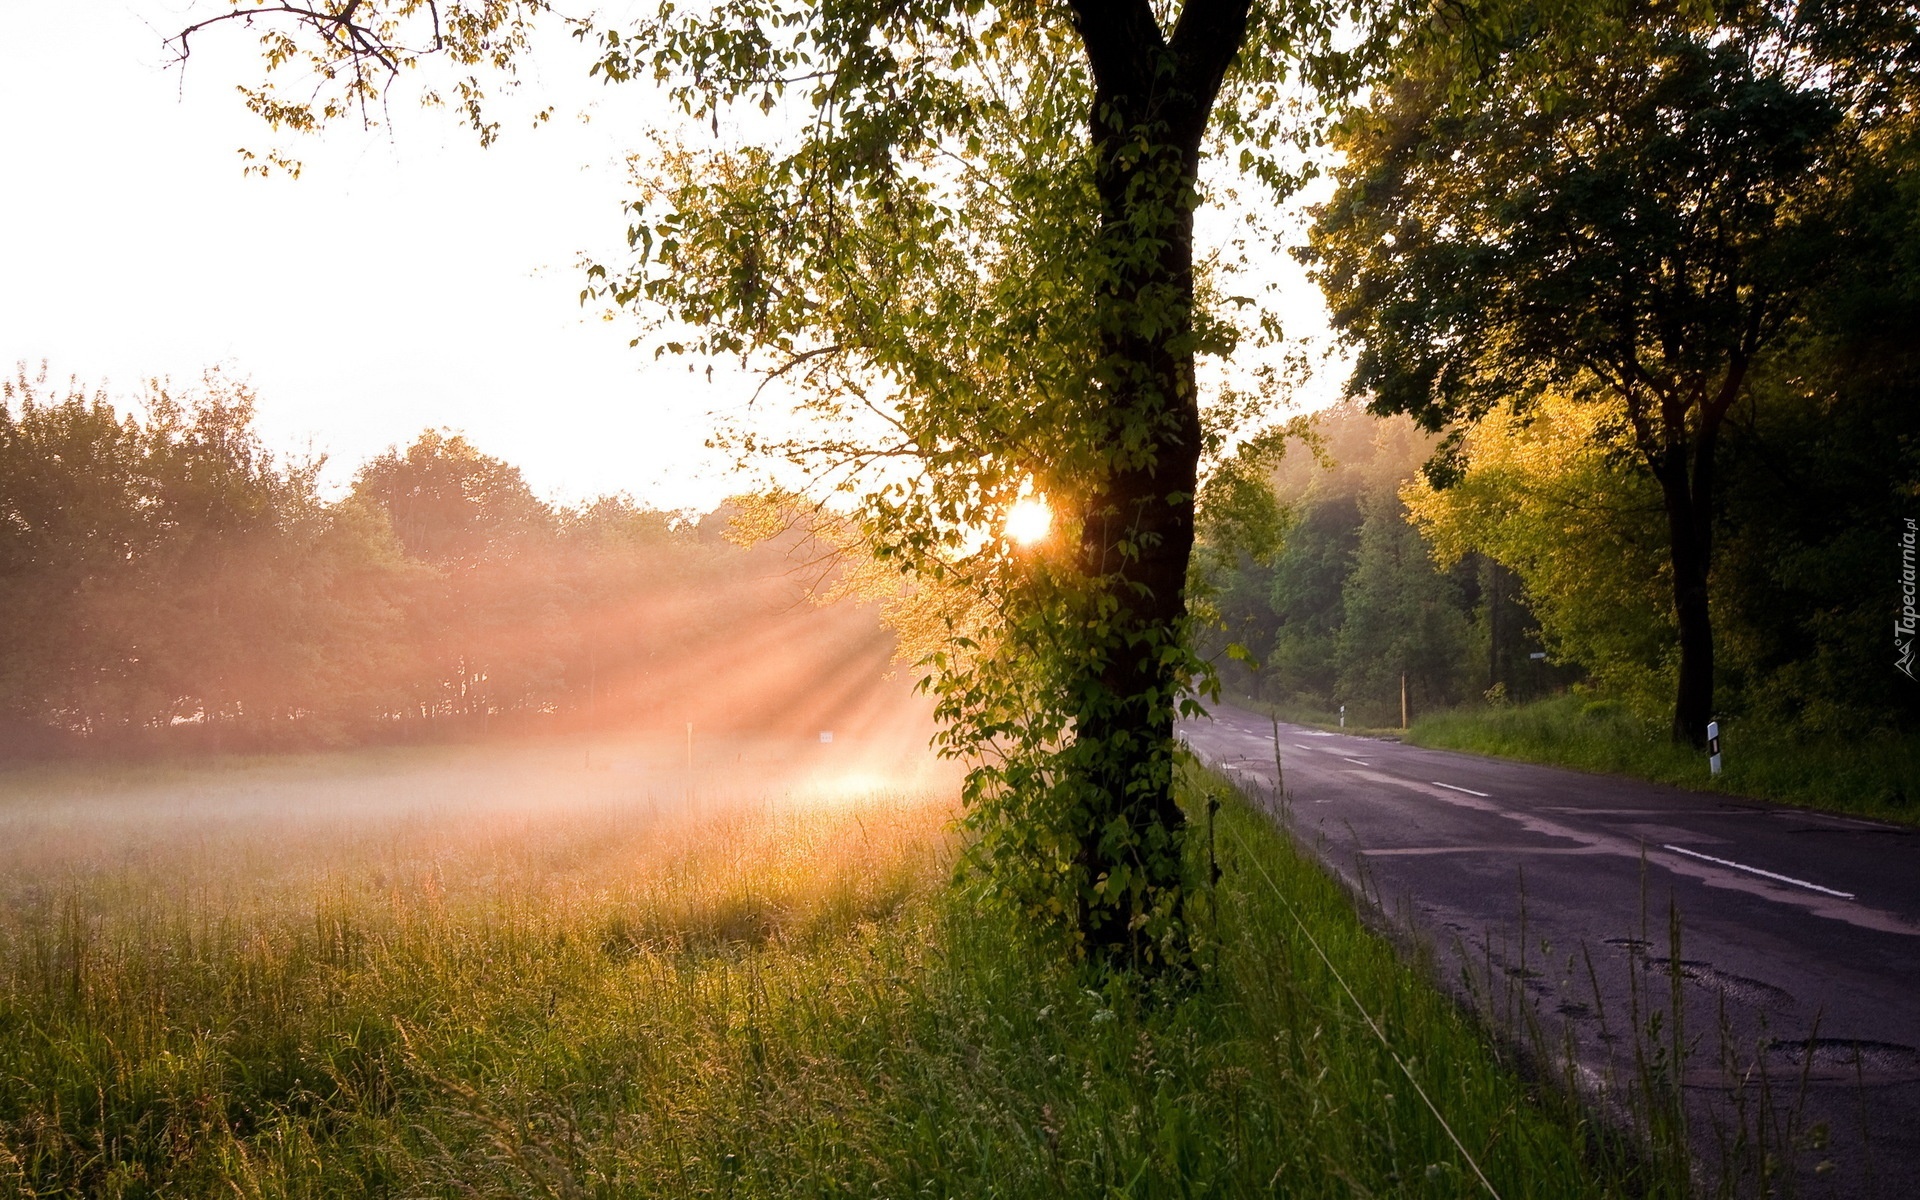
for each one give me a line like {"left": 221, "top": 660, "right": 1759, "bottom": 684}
{"left": 1900, "top": 517, "right": 1917, "bottom": 680}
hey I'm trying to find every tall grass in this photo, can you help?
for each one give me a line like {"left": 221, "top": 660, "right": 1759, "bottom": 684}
{"left": 1407, "top": 694, "right": 1920, "bottom": 823}
{"left": 0, "top": 742, "right": 1670, "bottom": 1198}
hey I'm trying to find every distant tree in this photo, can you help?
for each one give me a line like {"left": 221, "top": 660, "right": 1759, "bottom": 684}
{"left": 1261, "top": 494, "right": 1362, "bottom": 707}
{"left": 293, "top": 496, "right": 422, "bottom": 738}
{"left": 133, "top": 376, "right": 320, "bottom": 738}
{"left": 1306, "top": 0, "right": 1917, "bottom": 744}
{"left": 354, "top": 430, "right": 552, "bottom": 567}
{"left": 1404, "top": 393, "right": 1676, "bottom": 710}
{"left": 1335, "top": 491, "right": 1474, "bottom": 724}
{"left": 353, "top": 431, "right": 563, "bottom": 720}
{"left": 555, "top": 495, "right": 710, "bottom": 723}
{"left": 0, "top": 370, "right": 148, "bottom": 743}
{"left": 0, "top": 369, "right": 416, "bottom": 747}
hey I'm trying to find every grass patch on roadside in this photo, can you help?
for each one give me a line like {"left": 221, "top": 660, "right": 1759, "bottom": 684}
{"left": 0, "top": 744, "right": 1670, "bottom": 1198}
{"left": 1405, "top": 694, "right": 1920, "bottom": 823}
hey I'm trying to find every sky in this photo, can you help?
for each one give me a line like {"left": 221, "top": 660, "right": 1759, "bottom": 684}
{"left": 1, "top": 2, "right": 1342, "bottom": 512}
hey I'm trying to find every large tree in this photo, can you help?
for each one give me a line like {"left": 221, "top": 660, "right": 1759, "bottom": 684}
{"left": 179, "top": 0, "right": 1337, "bottom": 967}
{"left": 1305, "top": 0, "right": 1917, "bottom": 745}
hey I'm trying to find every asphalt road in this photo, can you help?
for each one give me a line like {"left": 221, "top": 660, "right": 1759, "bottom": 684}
{"left": 1181, "top": 701, "right": 1920, "bottom": 1199}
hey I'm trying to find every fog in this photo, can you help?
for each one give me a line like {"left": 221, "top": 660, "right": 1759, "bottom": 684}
{"left": 0, "top": 717, "right": 956, "bottom": 927}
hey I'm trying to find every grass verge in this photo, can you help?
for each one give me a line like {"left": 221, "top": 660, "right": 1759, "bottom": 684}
{"left": 1404, "top": 694, "right": 1919, "bottom": 824}
{"left": 1, "top": 746, "right": 1669, "bottom": 1198}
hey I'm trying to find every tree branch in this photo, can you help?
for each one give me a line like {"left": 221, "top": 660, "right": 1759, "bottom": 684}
{"left": 1168, "top": 0, "right": 1256, "bottom": 132}
{"left": 1060, "top": 0, "right": 1166, "bottom": 101}
{"left": 168, "top": 2, "right": 427, "bottom": 76}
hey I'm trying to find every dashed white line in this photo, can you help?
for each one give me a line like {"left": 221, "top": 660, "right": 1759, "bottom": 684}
{"left": 1341, "top": 757, "right": 1372, "bottom": 766}
{"left": 1660, "top": 844, "right": 1856, "bottom": 900}
{"left": 1432, "top": 781, "right": 1491, "bottom": 798}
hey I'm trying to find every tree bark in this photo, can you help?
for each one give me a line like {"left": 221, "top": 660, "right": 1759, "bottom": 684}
{"left": 1063, "top": 0, "right": 1249, "bottom": 961}
{"left": 1654, "top": 405, "right": 1724, "bottom": 748}
{"left": 1661, "top": 476, "right": 1715, "bottom": 747}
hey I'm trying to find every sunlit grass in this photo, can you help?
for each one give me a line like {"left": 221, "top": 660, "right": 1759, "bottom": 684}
{"left": 0, "top": 741, "right": 1669, "bottom": 1197}
{"left": 1407, "top": 694, "right": 1920, "bottom": 824}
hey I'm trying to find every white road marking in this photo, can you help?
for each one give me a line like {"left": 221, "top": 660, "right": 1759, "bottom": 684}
{"left": 1192, "top": 719, "right": 1917, "bottom": 934}
{"left": 1660, "top": 844, "right": 1856, "bottom": 900}
{"left": 1341, "top": 757, "right": 1371, "bottom": 766}
{"left": 1432, "top": 781, "right": 1491, "bottom": 798}
{"left": 1545, "top": 807, "right": 1771, "bottom": 816}
{"left": 1295, "top": 743, "right": 1318, "bottom": 751}
{"left": 1364, "top": 845, "right": 1605, "bottom": 857}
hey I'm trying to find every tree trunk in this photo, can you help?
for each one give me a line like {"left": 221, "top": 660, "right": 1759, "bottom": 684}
{"left": 1064, "top": 0, "right": 1250, "bottom": 964}
{"left": 1657, "top": 444, "right": 1716, "bottom": 747}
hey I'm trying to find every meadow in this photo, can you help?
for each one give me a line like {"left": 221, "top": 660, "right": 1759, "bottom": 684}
{"left": 0, "top": 734, "right": 1677, "bottom": 1198}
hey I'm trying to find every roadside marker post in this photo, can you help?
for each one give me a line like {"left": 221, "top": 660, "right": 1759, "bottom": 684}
{"left": 1707, "top": 720, "right": 1722, "bottom": 776}
{"left": 1339, "top": 704, "right": 1345, "bottom": 728}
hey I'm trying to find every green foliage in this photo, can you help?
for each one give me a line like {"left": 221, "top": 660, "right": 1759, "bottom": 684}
{"left": 1405, "top": 396, "right": 1679, "bottom": 713}
{"left": 1334, "top": 489, "right": 1477, "bottom": 724}
{"left": 0, "top": 749, "right": 1674, "bottom": 1197}
{"left": 1377, "top": 85, "right": 1920, "bottom": 735}
{"left": 1710, "top": 125, "right": 1920, "bottom": 734}
{"left": 1308, "top": 0, "right": 1920, "bottom": 743}
{"left": 1200, "top": 404, "right": 1510, "bottom": 725}
{"left": 0, "top": 369, "right": 379, "bottom": 745}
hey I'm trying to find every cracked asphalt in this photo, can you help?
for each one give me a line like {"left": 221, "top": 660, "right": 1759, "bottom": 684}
{"left": 1181, "top": 700, "right": 1920, "bottom": 1199}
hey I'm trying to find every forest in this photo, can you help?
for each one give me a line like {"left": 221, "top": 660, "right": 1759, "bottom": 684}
{"left": 1206, "top": 380, "right": 1918, "bottom": 738}
{"left": 0, "top": 368, "right": 895, "bottom": 758}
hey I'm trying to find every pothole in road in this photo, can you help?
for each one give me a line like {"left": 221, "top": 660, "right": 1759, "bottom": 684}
{"left": 1761, "top": 1038, "right": 1920, "bottom": 1085}
{"left": 1615, "top": 951, "right": 1797, "bottom": 1010}
{"left": 1640, "top": 957, "right": 1796, "bottom": 1009}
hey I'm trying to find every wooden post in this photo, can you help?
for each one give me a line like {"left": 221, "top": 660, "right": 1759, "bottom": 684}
{"left": 1400, "top": 673, "right": 1409, "bottom": 730}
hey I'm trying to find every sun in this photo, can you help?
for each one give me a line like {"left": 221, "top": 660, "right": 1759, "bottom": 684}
{"left": 1005, "top": 496, "right": 1053, "bottom": 546}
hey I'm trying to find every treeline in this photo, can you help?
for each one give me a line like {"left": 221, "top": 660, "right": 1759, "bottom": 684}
{"left": 0, "top": 370, "right": 893, "bottom": 757}
{"left": 1209, "top": 407, "right": 1558, "bottom": 727}
{"left": 1211, "top": 0, "right": 1920, "bottom": 741}
{"left": 1282, "top": 1, "right": 1920, "bottom": 744}
{"left": 1207, "top": 390, "right": 1918, "bottom": 735}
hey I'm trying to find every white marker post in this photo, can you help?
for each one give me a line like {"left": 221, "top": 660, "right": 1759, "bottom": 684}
{"left": 1707, "top": 720, "right": 1722, "bottom": 776}
{"left": 1339, "top": 704, "right": 1345, "bottom": 729}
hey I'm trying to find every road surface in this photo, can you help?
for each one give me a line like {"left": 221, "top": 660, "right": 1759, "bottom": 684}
{"left": 1181, "top": 701, "right": 1920, "bottom": 1199}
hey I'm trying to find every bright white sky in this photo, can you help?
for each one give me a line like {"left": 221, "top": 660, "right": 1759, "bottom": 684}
{"left": 0, "top": 2, "right": 1341, "bottom": 513}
